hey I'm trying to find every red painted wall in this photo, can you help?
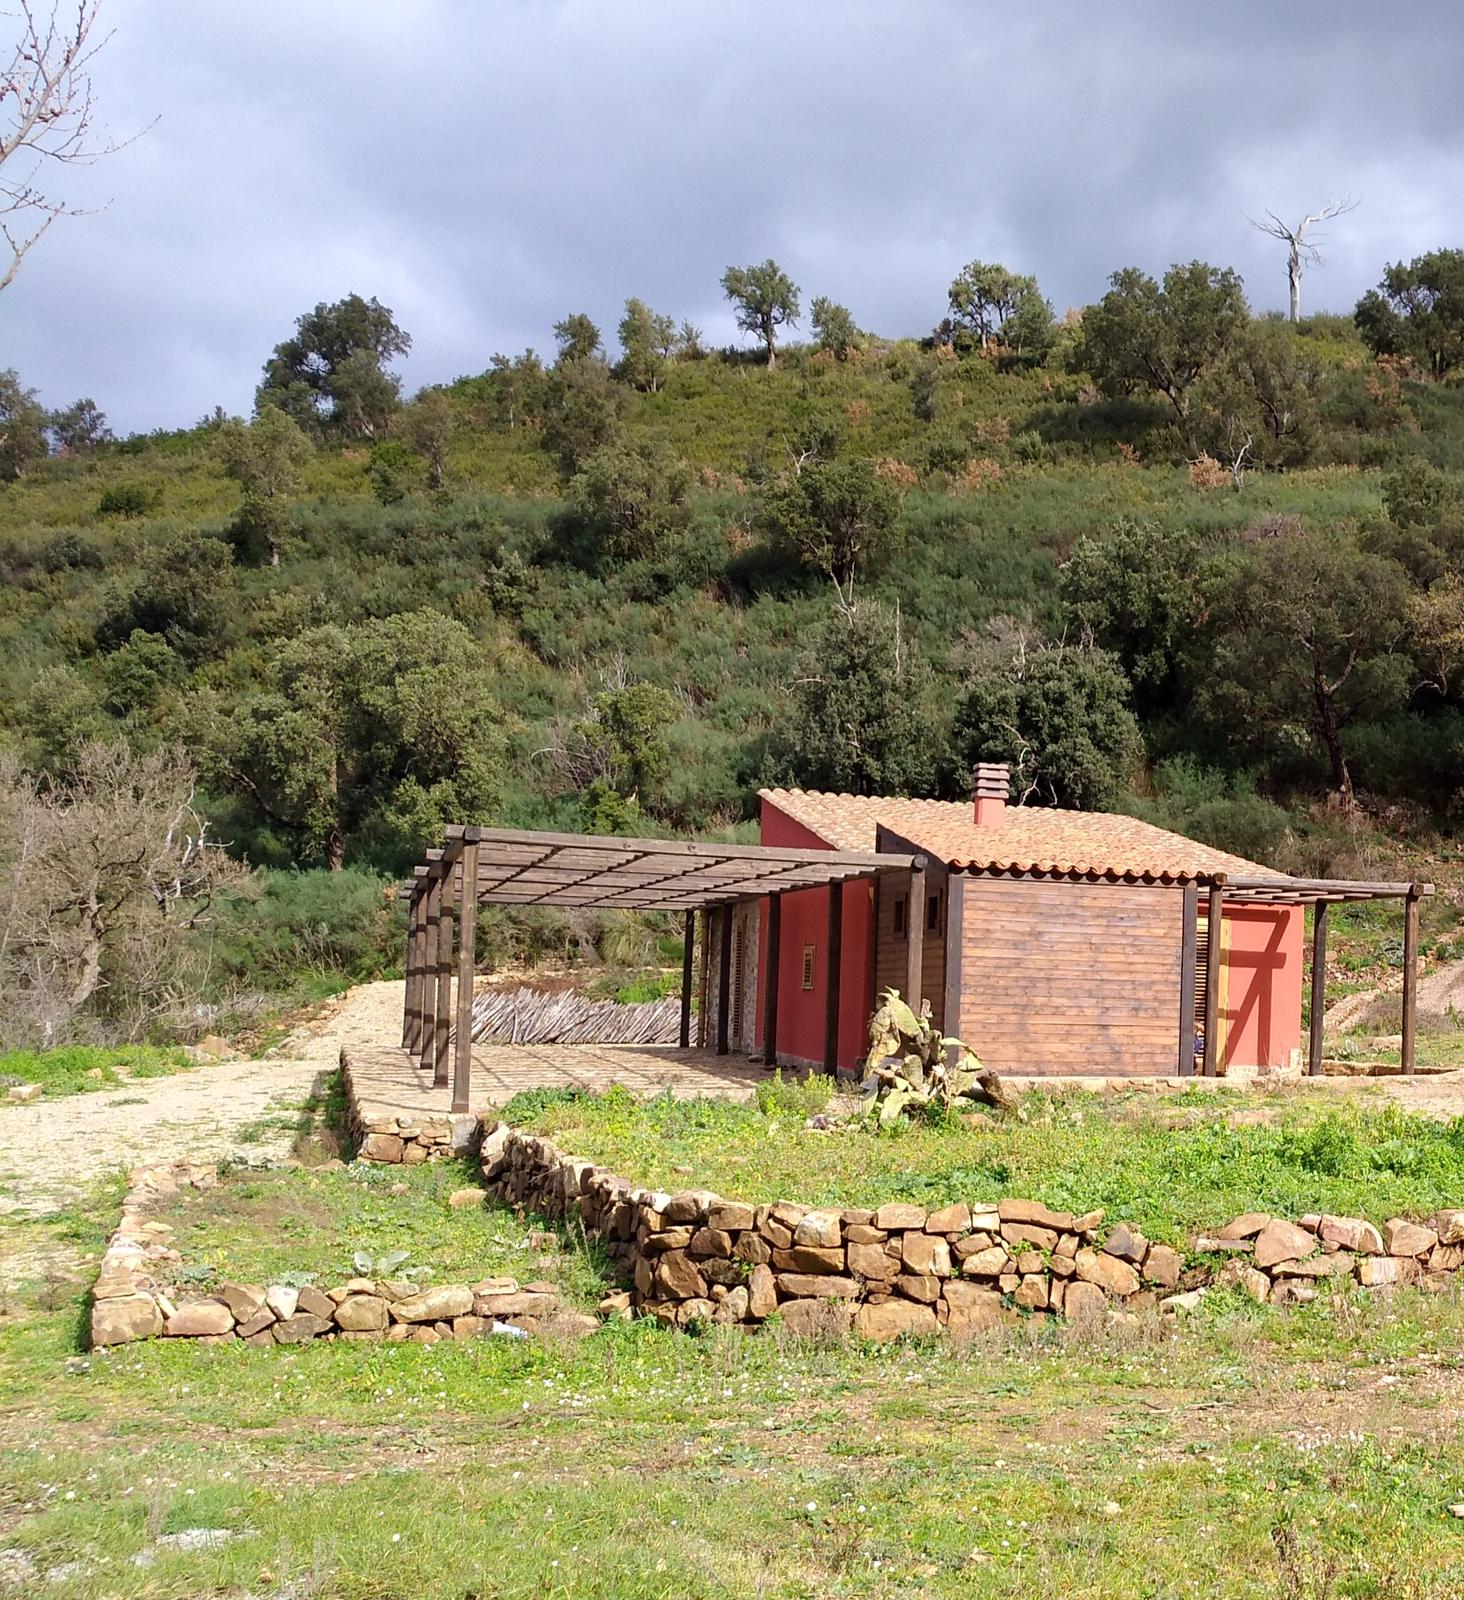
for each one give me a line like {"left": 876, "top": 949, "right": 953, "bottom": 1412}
{"left": 756, "top": 799, "right": 875, "bottom": 1072}
{"left": 1220, "top": 902, "right": 1304, "bottom": 1071}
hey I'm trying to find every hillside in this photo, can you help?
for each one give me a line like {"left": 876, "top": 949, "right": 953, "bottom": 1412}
{"left": 5, "top": 299, "right": 1464, "bottom": 1029}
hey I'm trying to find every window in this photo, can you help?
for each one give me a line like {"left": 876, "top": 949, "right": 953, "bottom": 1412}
{"left": 926, "top": 892, "right": 943, "bottom": 932}
{"left": 892, "top": 896, "right": 907, "bottom": 937}
{"left": 801, "top": 944, "right": 816, "bottom": 990}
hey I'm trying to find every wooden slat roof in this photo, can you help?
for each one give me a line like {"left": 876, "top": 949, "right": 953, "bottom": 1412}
{"left": 401, "top": 825, "right": 922, "bottom": 911}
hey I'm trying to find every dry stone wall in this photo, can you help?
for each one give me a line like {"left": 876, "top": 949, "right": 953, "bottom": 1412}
{"left": 343, "top": 1071, "right": 478, "bottom": 1166}
{"left": 88, "top": 1161, "right": 583, "bottom": 1349}
{"left": 481, "top": 1122, "right": 1464, "bottom": 1339}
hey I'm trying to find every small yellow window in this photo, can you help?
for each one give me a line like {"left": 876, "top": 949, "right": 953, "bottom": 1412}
{"left": 801, "top": 944, "right": 816, "bottom": 990}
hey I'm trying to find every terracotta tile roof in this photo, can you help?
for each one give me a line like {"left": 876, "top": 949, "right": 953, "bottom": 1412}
{"left": 758, "top": 788, "right": 1280, "bottom": 882}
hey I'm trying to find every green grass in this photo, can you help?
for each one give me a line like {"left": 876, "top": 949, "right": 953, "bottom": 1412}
{"left": 505, "top": 1084, "right": 1464, "bottom": 1245}
{"left": 0, "top": 1044, "right": 192, "bottom": 1103}
{"left": 146, "top": 1157, "right": 610, "bottom": 1302}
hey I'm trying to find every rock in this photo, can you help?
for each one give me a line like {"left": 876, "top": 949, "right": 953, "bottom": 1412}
{"left": 924, "top": 1201, "right": 971, "bottom": 1234}
{"left": 1318, "top": 1215, "right": 1384, "bottom": 1255}
{"left": 1434, "top": 1209, "right": 1464, "bottom": 1245}
{"left": 1103, "top": 1223, "right": 1147, "bottom": 1263}
{"left": 778, "top": 1297, "right": 854, "bottom": 1338}
{"left": 1074, "top": 1247, "right": 1140, "bottom": 1297}
{"left": 1061, "top": 1280, "right": 1108, "bottom": 1324}
{"left": 998, "top": 1198, "right": 1073, "bottom": 1231}
{"left": 652, "top": 1251, "right": 708, "bottom": 1300}
{"left": 91, "top": 1293, "right": 163, "bottom": 1346}
{"left": 873, "top": 1202, "right": 926, "bottom": 1230}
{"left": 747, "top": 1263, "right": 778, "bottom": 1319}
{"left": 1161, "top": 1289, "right": 1206, "bottom": 1314}
{"left": 715, "top": 1285, "right": 750, "bottom": 1323}
{"left": 359, "top": 1133, "right": 404, "bottom": 1163}
{"left": 215, "top": 1282, "right": 267, "bottom": 1321}
{"left": 1000, "top": 1221, "right": 1059, "bottom": 1252}
{"left": 272, "top": 1312, "right": 332, "bottom": 1343}
{"left": 708, "top": 1200, "right": 755, "bottom": 1232}
{"left": 943, "top": 1280, "right": 1006, "bottom": 1331}
{"left": 390, "top": 1284, "right": 474, "bottom": 1323}
{"left": 1383, "top": 1218, "right": 1438, "bottom": 1258}
{"left": 1272, "top": 1254, "right": 1353, "bottom": 1279}
{"left": 164, "top": 1301, "right": 235, "bottom": 1337}
{"left": 6, "top": 1083, "right": 42, "bottom": 1103}
{"left": 264, "top": 1285, "right": 299, "bottom": 1321}
{"left": 663, "top": 1189, "right": 717, "bottom": 1224}
{"left": 853, "top": 1298, "right": 937, "bottom": 1341}
{"left": 451, "top": 1315, "right": 484, "bottom": 1338}
{"left": 961, "top": 1244, "right": 1011, "bottom": 1278}
{"left": 1013, "top": 1250, "right": 1044, "bottom": 1276}
{"left": 478, "top": 1120, "right": 510, "bottom": 1175}
{"left": 296, "top": 1285, "right": 336, "bottom": 1320}
{"left": 901, "top": 1233, "right": 952, "bottom": 1277}
{"left": 330, "top": 1279, "right": 377, "bottom": 1301}
{"left": 1253, "top": 1220, "right": 1317, "bottom": 1270}
{"left": 1270, "top": 1280, "right": 1318, "bottom": 1306}
{"left": 732, "top": 1233, "right": 771, "bottom": 1266}
{"left": 1217, "top": 1212, "right": 1271, "bottom": 1240}
{"left": 236, "top": 1308, "right": 276, "bottom": 1339}
{"left": 776, "top": 1273, "right": 860, "bottom": 1299}
{"left": 334, "top": 1294, "right": 389, "bottom": 1332}
{"left": 793, "top": 1210, "right": 843, "bottom": 1248}
{"left": 1429, "top": 1243, "right": 1464, "bottom": 1273}
{"left": 1143, "top": 1244, "right": 1183, "bottom": 1290}
{"left": 688, "top": 1228, "right": 733, "bottom": 1259}
{"left": 597, "top": 1291, "right": 633, "bottom": 1320}
{"left": 895, "top": 1272, "right": 942, "bottom": 1304}
{"left": 447, "top": 1188, "right": 483, "bottom": 1210}
{"left": 771, "top": 1245, "right": 845, "bottom": 1274}
{"left": 409, "top": 1325, "right": 442, "bottom": 1345}
{"left": 1013, "top": 1275, "right": 1048, "bottom": 1310}
{"left": 195, "top": 1033, "right": 231, "bottom": 1059}
{"left": 759, "top": 1218, "right": 794, "bottom": 1250}
{"left": 1358, "top": 1256, "right": 1420, "bottom": 1287}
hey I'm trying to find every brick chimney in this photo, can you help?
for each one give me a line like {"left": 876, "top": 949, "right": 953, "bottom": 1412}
{"left": 972, "top": 762, "right": 1010, "bottom": 826}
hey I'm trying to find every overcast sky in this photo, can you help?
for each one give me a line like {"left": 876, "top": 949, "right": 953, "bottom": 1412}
{"left": 6, "top": 0, "right": 1463, "bottom": 435}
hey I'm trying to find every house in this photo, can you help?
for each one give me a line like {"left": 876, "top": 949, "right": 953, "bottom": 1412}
{"left": 753, "top": 763, "right": 1306, "bottom": 1078}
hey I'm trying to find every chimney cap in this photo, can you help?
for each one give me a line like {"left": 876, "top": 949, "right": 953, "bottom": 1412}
{"left": 972, "top": 761, "right": 1011, "bottom": 798}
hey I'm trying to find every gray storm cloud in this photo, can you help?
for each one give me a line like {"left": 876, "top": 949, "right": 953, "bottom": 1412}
{"left": 4, "top": 0, "right": 1462, "bottom": 433}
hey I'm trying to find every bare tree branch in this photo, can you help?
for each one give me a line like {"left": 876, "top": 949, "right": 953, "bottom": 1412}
{"left": 1247, "top": 195, "right": 1359, "bottom": 321}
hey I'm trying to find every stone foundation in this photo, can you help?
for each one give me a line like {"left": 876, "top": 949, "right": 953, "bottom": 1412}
{"left": 88, "top": 1161, "right": 584, "bottom": 1349}
{"left": 480, "top": 1122, "right": 1464, "bottom": 1339}
{"left": 342, "top": 1063, "right": 480, "bottom": 1165}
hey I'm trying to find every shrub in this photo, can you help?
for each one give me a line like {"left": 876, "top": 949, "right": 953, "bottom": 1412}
{"left": 96, "top": 482, "right": 157, "bottom": 518}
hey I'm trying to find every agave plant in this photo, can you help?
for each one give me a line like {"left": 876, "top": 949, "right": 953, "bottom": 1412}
{"left": 352, "top": 1248, "right": 410, "bottom": 1277}
{"left": 858, "top": 988, "right": 1016, "bottom": 1125}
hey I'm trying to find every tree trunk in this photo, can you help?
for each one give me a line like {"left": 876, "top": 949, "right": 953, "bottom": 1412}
{"left": 1313, "top": 673, "right": 1353, "bottom": 807}
{"left": 326, "top": 829, "right": 344, "bottom": 872}
{"left": 1287, "top": 249, "right": 1302, "bottom": 323}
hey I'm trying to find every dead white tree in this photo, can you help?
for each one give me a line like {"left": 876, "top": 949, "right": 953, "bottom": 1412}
{"left": 1248, "top": 196, "right": 1359, "bottom": 323}
{"left": 0, "top": 0, "right": 149, "bottom": 292}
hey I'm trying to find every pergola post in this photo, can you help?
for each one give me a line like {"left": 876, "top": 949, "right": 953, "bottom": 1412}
{"left": 824, "top": 880, "right": 843, "bottom": 1076}
{"left": 715, "top": 904, "right": 733, "bottom": 1056}
{"left": 679, "top": 910, "right": 695, "bottom": 1049}
{"left": 433, "top": 863, "right": 455, "bottom": 1089}
{"left": 1201, "top": 876, "right": 1226, "bottom": 1077}
{"left": 1402, "top": 886, "right": 1421, "bottom": 1076}
{"left": 696, "top": 908, "right": 711, "bottom": 1049}
{"left": 401, "top": 885, "right": 422, "bottom": 1051}
{"left": 1308, "top": 901, "right": 1329, "bottom": 1076}
{"left": 418, "top": 875, "right": 441, "bottom": 1069}
{"left": 762, "top": 893, "right": 782, "bottom": 1067}
{"left": 905, "top": 863, "right": 925, "bottom": 1012}
{"left": 452, "top": 840, "right": 479, "bottom": 1115}
{"left": 1178, "top": 883, "right": 1198, "bottom": 1076}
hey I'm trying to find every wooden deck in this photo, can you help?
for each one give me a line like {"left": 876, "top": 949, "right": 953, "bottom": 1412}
{"left": 345, "top": 1040, "right": 766, "bottom": 1123}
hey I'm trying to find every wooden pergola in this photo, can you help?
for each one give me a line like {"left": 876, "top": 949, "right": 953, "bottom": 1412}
{"left": 395, "top": 825, "right": 924, "bottom": 1113}
{"left": 1189, "top": 873, "right": 1433, "bottom": 1078}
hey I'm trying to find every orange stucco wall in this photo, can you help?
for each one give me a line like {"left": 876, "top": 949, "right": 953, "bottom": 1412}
{"left": 755, "top": 799, "right": 874, "bottom": 1072}
{"left": 1219, "top": 902, "right": 1304, "bottom": 1072}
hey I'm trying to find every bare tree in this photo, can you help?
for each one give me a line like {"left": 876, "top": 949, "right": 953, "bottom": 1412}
{"left": 0, "top": 744, "right": 249, "bottom": 1046}
{"left": 1, "top": 1, "right": 148, "bottom": 292}
{"left": 1249, "top": 196, "right": 1359, "bottom": 322}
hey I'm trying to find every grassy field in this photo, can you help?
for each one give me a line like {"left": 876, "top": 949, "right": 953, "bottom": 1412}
{"left": 3, "top": 1184, "right": 1464, "bottom": 1597}
{"left": 505, "top": 1081, "right": 1464, "bottom": 1245}
{"left": 147, "top": 1157, "right": 608, "bottom": 1302}
{"left": 0, "top": 1045, "right": 193, "bottom": 1104}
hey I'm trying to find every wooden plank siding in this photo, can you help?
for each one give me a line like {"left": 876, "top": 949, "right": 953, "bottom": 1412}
{"left": 951, "top": 877, "right": 1184, "bottom": 1076}
{"left": 873, "top": 861, "right": 948, "bottom": 1031}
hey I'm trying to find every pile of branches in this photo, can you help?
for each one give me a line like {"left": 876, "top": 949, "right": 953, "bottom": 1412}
{"left": 858, "top": 987, "right": 1018, "bottom": 1125}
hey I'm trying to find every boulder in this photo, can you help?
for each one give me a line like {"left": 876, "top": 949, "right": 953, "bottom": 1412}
{"left": 1318, "top": 1215, "right": 1384, "bottom": 1255}
{"left": 688, "top": 1228, "right": 733, "bottom": 1259}
{"left": 652, "top": 1251, "right": 708, "bottom": 1301}
{"left": 1013, "top": 1275, "right": 1048, "bottom": 1311}
{"left": 390, "top": 1284, "right": 474, "bottom": 1323}
{"left": 296, "top": 1285, "right": 336, "bottom": 1320}
{"left": 447, "top": 1188, "right": 483, "bottom": 1210}
{"left": 1434, "top": 1209, "right": 1464, "bottom": 1245}
{"left": 1217, "top": 1212, "right": 1271, "bottom": 1240}
{"left": 924, "top": 1202, "right": 971, "bottom": 1234}
{"left": 1358, "top": 1256, "right": 1419, "bottom": 1287}
{"left": 793, "top": 1210, "right": 843, "bottom": 1248}
{"left": 663, "top": 1190, "right": 718, "bottom": 1224}
{"left": 998, "top": 1198, "right": 1073, "bottom": 1231}
{"left": 853, "top": 1298, "right": 937, "bottom": 1341}
{"left": 334, "top": 1294, "right": 390, "bottom": 1332}
{"left": 165, "top": 1302, "right": 235, "bottom": 1337}
{"left": 6, "top": 1083, "right": 42, "bottom": 1103}
{"left": 708, "top": 1200, "right": 756, "bottom": 1232}
{"left": 264, "top": 1285, "right": 299, "bottom": 1321}
{"left": 1142, "top": 1244, "right": 1183, "bottom": 1290}
{"left": 872, "top": 1203, "right": 926, "bottom": 1231}
{"left": 359, "top": 1133, "right": 405, "bottom": 1163}
{"left": 1383, "top": 1218, "right": 1438, "bottom": 1258}
{"left": 777, "top": 1298, "right": 854, "bottom": 1338}
{"left": 747, "top": 1264, "right": 778, "bottom": 1319}
{"left": 215, "top": 1283, "right": 267, "bottom": 1321}
{"left": 1074, "top": 1247, "right": 1140, "bottom": 1297}
{"left": 272, "top": 1312, "right": 332, "bottom": 1343}
{"left": 732, "top": 1233, "right": 771, "bottom": 1266}
{"left": 943, "top": 1280, "right": 1006, "bottom": 1331}
{"left": 847, "top": 1241, "right": 897, "bottom": 1280}
{"left": 900, "top": 1233, "right": 952, "bottom": 1277}
{"left": 771, "top": 1245, "right": 845, "bottom": 1274}
{"left": 1103, "top": 1223, "right": 1147, "bottom": 1263}
{"left": 236, "top": 1308, "right": 276, "bottom": 1339}
{"left": 776, "top": 1273, "right": 860, "bottom": 1300}
{"left": 1000, "top": 1221, "right": 1059, "bottom": 1251}
{"left": 960, "top": 1245, "right": 1011, "bottom": 1278}
{"left": 1061, "top": 1280, "right": 1108, "bottom": 1324}
{"left": 1252, "top": 1220, "right": 1317, "bottom": 1270}
{"left": 714, "top": 1286, "right": 750, "bottom": 1323}
{"left": 91, "top": 1293, "right": 163, "bottom": 1347}
{"left": 1160, "top": 1289, "right": 1206, "bottom": 1314}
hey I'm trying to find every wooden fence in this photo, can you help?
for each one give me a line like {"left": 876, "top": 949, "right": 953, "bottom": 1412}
{"left": 467, "top": 986, "right": 681, "bottom": 1046}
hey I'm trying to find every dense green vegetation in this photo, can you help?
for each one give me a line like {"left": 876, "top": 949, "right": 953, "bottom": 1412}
{"left": 0, "top": 1043, "right": 191, "bottom": 1101}
{"left": 6, "top": 254, "right": 1464, "bottom": 1034}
